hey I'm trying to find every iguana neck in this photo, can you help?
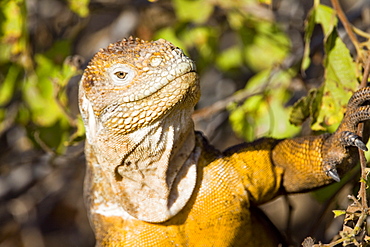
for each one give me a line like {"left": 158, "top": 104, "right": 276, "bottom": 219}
{"left": 89, "top": 107, "right": 199, "bottom": 222}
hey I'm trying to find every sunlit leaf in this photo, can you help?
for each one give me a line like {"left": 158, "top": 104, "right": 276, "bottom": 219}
{"left": 258, "top": 0, "right": 271, "bottom": 4}
{"left": 289, "top": 89, "right": 317, "bottom": 126}
{"left": 67, "top": 115, "right": 86, "bottom": 146}
{"left": 302, "top": 4, "right": 338, "bottom": 71}
{"left": 332, "top": 210, "right": 346, "bottom": 218}
{"left": 32, "top": 119, "right": 70, "bottom": 154}
{"left": 296, "top": 2, "right": 358, "bottom": 132}
{"left": 239, "top": 20, "right": 290, "bottom": 71}
{"left": 154, "top": 28, "right": 187, "bottom": 54}
{"left": 316, "top": 4, "right": 337, "bottom": 40}
{"left": 227, "top": 11, "right": 246, "bottom": 30}
{"left": 229, "top": 69, "right": 300, "bottom": 141}
{"left": 311, "top": 30, "right": 358, "bottom": 131}
{"left": 0, "top": 0, "right": 31, "bottom": 68}
{"left": 23, "top": 55, "right": 63, "bottom": 126}
{"left": 216, "top": 46, "right": 243, "bottom": 71}
{"left": 21, "top": 49, "right": 79, "bottom": 152}
{"left": 1, "top": 0, "right": 25, "bottom": 53}
{"left": 67, "top": 0, "right": 90, "bottom": 17}
{"left": 0, "top": 64, "right": 20, "bottom": 105}
{"left": 173, "top": 0, "right": 213, "bottom": 24}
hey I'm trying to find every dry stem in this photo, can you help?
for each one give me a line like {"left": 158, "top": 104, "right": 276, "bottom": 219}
{"left": 330, "top": 0, "right": 362, "bottom": 61}
{"left": 357, "top": 55, "right": 370, "bottom": 209}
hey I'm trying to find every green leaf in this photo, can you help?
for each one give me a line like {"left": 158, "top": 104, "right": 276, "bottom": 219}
{"left": 289, "top": 89, "right": 317, "bottom": 126}
{"left": 301, "top": 8, "right": 315, "bottom": 71}
{"left": 216, "top": 45, "right": 243, "bottom": 71}
{"left": 67, "top": 115, "right": 86, "bottom": 146}
{"left": 309, "top": 84, "right": 324, "bottom": 128}
{"left": 1, "top": 0, "right": 25, "bottom": 52}
{"left": 227, "top": 10, "right": 246, "bottom": 30}
{"left": 154, "top": 28, "right": 188, "bottom": 54}
{"left": 23, "top": 55, "right": 63, "bottom": 126}
{"left": 32, "top": 119, "right": 70, "bottom": 154}
{"left": 229, "top": 69, "right": 300, "bottom": 141}
{"left": 302, "top": 4, "right": 338, "bottom": 71}
{"left": 239, "top": 20, "right": 290, "bottom": 71}
{"left": 21, "top": 49, "right": 79, "bottom": 152}
{"left": 156, "top": 26, "right": 218, "bottom": 71}
{"left": 67, "top": 0, "right": 90, "bottom": 17}
{"left": 332, "top": 210, "right": 346, "bottom": 218}
{"left": 315, "top": 4, "right": 337, "bottom": 40}
{"left": 229, "top": 95, "right": 264, "bottom": 141}
{"left": 182, "top": 26, "right": 218, "bottom": 58}
{"left": 0, "top": 0, "right": 31, "bottom": 68}
{"left": 290, "top": 85, "right": 324, "bottom": 128}
{"left": 0, "top": 64, "right": 21, "bottom": 105}
{"left": 311, "top": 30, "right": 358, "bottom": 131}
{"left": 173, "top": 0, "right": 214, "bottom": 24}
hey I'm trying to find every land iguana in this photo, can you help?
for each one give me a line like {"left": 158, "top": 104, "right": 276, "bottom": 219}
{"left": 78, "top": 37, "right": 370, "bottom": 246}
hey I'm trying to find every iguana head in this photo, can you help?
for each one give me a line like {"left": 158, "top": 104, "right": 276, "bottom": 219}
{"left": 78, "top": 38, "right": 201, "bottom": 223}
{"left": 79, "top": 37, "right": 200, "bottom": 136}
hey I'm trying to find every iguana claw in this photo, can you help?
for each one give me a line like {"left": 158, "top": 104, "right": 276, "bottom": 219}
{"left": 341, "top": 131, "right": 368, "bottom": 151}
{"left": 326, "top": 168, "right": 341, "bottom": 182}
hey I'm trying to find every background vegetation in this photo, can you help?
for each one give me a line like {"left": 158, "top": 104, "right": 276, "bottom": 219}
{"left": 0, "top": 0, "right": 370, "bottom": 246}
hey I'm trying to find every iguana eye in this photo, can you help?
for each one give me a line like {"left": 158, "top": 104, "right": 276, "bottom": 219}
{"left": 109, "top": 64, "right": 136, "bottom": 86}
{"left": 114, "top": 71, "right": 127, "bottom": 79}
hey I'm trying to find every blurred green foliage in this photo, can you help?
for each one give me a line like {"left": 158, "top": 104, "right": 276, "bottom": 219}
{"left": 156, "top": 0, "right": 296, "bottom": 141}
{"left": 157, "top": 0, "right": 364, "bottom": 141}
{"left": 0, "top": 0, "right": 88, "bottom": 154}
{"left": 228, "top": 69, "right": 300, "bottom": 140}
{"left": 67, "top": 0, "right": 90, "bottom": 17}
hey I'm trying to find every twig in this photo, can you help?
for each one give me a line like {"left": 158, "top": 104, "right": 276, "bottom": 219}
{"left": 312, "top": 237, "right": 344, "bottom": 247}
{"left": 353, "top": 210, "right": 367, "bottom": 236}
{"left": 348, "top": 194, "right": 362, "bottom": 207}
{"left": 0, "top": 103, "right": 18, "bottom": 136}
{"left": 360, "top": 54, "right": 370, "bottom": 89}
{"left": 34, "top": 131, "right": 56, "bottom": 155}
{"left": 358, "top": 151, "right": 368, "bottom": 207}
{"left": 192, "top": 90, "right": 263, "bottom": 122}
{"left": 353, "top": 26, "right": 370, "bottom": 41}
{"left": 330, "top": 0, "right": 362, "bottom": 61}
{"left": 192, "top": 64, "right": 289, "bottom": 122}
{"left": 357, "top": 55, "right": 370, "bottom": 209}
{"left": 51, "top": 78, "right": 77, "bottom": 127}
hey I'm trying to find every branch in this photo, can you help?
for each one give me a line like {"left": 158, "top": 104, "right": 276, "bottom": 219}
{"left": 192, "top": 90, "right": 262, "bottom": 122}
{"left": 330, "top": 0, "right": 362, "bottom": 61}
{"left": 357, "top": 54, "right": 370, "bottom": 209}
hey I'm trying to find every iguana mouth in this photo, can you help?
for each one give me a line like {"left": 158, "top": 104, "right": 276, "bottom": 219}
{"left": 99, "top": 70, "right": 200, "bottom": 135}
{"left": 135, "top": 67, "right": 197, "bottom": 102}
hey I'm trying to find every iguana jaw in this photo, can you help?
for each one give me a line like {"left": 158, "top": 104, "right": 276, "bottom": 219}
{"left": 81, "top": 100, "right": 200, "bottom": 223}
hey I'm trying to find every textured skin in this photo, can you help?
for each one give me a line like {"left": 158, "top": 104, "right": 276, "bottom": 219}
{"left": 78, "top": 37, "right": 370, "bottom": 246}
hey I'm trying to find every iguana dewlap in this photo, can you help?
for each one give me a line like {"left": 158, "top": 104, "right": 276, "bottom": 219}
{"left": 78, "top": 37, "right": 370, "bottom": 246}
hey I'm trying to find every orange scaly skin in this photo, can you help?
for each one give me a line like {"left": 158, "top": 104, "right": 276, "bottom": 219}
{"left": 78, "top": 37, "right": 370, "bottom": 246}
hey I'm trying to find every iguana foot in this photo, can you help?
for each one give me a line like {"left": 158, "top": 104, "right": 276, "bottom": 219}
{"left": 323, "top": 87, "right": 370, "bottom": 182}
